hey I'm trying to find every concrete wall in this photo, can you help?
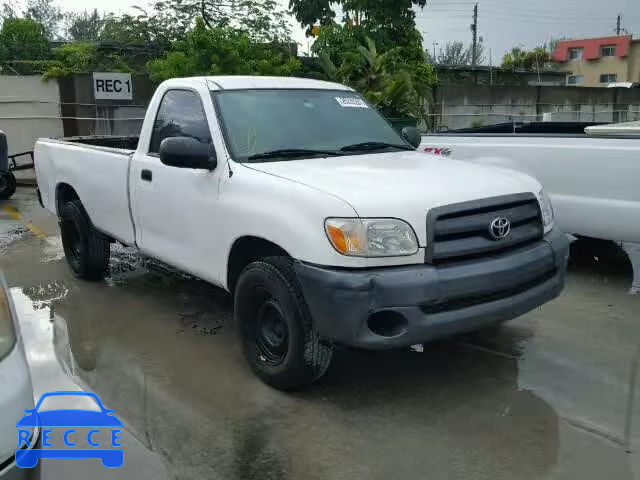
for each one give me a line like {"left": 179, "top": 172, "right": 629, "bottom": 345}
{"left": 431, "top": 84, "right": 640, "bottom": 131}
{"left": 0, "top": 76, "right": 63, "bottom": 156}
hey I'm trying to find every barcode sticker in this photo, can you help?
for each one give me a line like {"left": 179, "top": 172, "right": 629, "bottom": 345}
{"left": 335, "top": 97, "right": 369, "bottom": 108}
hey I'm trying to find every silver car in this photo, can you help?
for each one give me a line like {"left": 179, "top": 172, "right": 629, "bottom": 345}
{"left": 0, "top": 275, "right": 39, "bottom": 479}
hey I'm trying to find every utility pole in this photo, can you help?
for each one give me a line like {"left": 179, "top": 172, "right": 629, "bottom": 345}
{"left": 471, "top": 3, "right": 479, "bottom": 66}
{"left": 433, "top": 42, "right": 439, "bottom": 63}
{"left": 489, "top": 48, "right": 493, "bottom": 85}
{"left": 616, "top": 14, "right": 622, "bottom": 35}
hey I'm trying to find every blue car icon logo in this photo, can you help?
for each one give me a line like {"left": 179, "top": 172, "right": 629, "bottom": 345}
{"left": 16, "top": 391, "right": 124, "bottom": 468}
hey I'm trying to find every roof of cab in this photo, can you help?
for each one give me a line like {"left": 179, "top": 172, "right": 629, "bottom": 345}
{"left": 160, "top": 76, "right": 353, "bottom": 91}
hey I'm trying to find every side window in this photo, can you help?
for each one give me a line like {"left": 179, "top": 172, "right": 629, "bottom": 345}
{"left": 149, "top": 90, "right": 212, "bottom": 154}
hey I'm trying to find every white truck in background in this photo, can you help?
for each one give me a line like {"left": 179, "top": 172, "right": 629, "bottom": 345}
{"left": 35, "top": 76, "right": 569, "bottom": 390}
{"left": 421, "top": 121, "right": 640, "bottom": 293}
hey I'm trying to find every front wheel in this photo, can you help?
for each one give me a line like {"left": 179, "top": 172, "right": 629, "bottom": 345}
{"left": 60, "top": 200, "right": 110, "bottom": 280}
{"left": 0, "top": 171, "right": 16, "bottom": 200}
{"left": 234, "top": 257, "right": 333, "bottom": 390}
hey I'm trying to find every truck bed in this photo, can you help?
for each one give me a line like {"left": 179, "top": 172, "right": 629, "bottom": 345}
{"left": 436, "top": 121, "right": 606, "bottom": 136}
{"left": 35, "top": 136, "right": 137, "bottom": 246}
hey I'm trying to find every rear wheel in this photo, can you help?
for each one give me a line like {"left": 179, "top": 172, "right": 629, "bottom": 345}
{"left": 234, "top": 257, "right": 333, "bottom": 390}
{"left": 60, "top": 200, "right": 110, "bottom": 280}
{"left": 0, "top": 171, "right": 16, "bottom": 200}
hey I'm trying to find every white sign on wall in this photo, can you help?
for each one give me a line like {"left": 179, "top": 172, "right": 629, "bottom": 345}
{"left": 93, "top": 72, "right": 133, "bottom": 101}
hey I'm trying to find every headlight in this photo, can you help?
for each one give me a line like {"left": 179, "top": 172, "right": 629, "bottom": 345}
{"left": 325, "top": 218, "right": 419, "bottom": 257}
{"left": 538, "top": 189, "right": 555, "bottom": 233}
{"left": 0, "top": 282, "right": 17, "bottom": 361}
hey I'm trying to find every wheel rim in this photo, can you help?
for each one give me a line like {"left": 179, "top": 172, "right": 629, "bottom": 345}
{"left": 254, "top": 298, "right": 289, "bottom": 366}
{"left": 0, "top": 175, "right": 6, "bottom": 192}
{"left": 62, "top": 218, "right": 82, "bottom": 264}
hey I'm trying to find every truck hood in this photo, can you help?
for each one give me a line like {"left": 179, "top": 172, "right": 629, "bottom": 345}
{"left": 244, "top": 151, "right": 541, "bottom": 245}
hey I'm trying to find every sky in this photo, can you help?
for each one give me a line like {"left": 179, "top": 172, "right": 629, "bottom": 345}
{"left": 22, "top": 0, "right": 640, "bottom": 62}
{"left": 416, "top": 0, "right": 640, "bottom": 63}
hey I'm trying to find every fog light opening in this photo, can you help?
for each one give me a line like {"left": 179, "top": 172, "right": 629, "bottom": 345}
{"left": 367, "top": 311, "right": 408, "bottom": 338}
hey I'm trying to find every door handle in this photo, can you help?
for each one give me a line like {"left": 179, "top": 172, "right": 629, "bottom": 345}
{"left": 141, "top": 169, "right": 152, "bottom": 182}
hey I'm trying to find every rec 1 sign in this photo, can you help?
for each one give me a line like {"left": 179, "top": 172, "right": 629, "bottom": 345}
{"left": 93, "top": 73, "right": 133, "bottom": 101}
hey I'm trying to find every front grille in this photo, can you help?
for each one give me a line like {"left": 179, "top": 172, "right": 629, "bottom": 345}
{"left": 420, "top": 268, "right": 556, "bottom": 315}
{"left": 426, "top": 193, "right": 543, "bottom": 264}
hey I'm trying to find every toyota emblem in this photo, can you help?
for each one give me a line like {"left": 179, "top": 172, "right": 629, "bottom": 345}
{"left": 489, "top": 217, "right": 511, "bottom": 240}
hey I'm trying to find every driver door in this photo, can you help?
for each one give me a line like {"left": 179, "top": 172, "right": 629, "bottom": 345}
{"left": 132, "top": 89, "right": 223, "bottom": 283}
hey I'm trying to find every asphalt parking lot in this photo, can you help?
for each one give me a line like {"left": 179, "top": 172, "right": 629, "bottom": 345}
{"left": 2, "top": 186, "right": 640, "bottom": 480}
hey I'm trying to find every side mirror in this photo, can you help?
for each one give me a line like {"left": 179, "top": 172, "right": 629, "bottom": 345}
{"left": 159, "top": 137, "right": 217, "bottom": 170}
{"left": 401, "top": 127, "right": 422, "bottom": 149}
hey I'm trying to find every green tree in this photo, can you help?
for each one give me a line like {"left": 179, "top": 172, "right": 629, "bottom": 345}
{"left": 147, "top": 17, "right": 301, "bottom": 83}
{"left": 502, "top": 46, "right": 551, "bottom": 71}
{"left": 290, "top": 0, "right": 427, "bottom": 33}
{"left": 149, "top": 0, "right": 292, "bottom": 42}
{"left": 311, "top": 23, "right": 361, "bottom": 66}
{"left": 290, "top": 0, "right": 427, "bottom": 60}
{"left": 101, "top": 11, "right": 158, "bottom": 45}
{"left": 97, "top": 7, "right": 185, "bottom": 50}
{"left": 23, "top": 0, "right": 62, "bottom": 39}
{"left": 65, "top": 9, "right": 103, "bottom": 41}
{"left": 427, "top": 39, "right": 486, "bottom": 65}
{"left": 302, "top": 0, "right": 431, "bottom": 106}
{"left": 318, "top": 36, "right": 434, "bottom": 120}
{"left": 0, "top": 17, "right": 50, "bottom": 62}
{"left": 436, "top": 41, "right": 470, "bottom": 65}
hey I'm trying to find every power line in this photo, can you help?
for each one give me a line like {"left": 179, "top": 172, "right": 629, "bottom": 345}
{"left": 419, "top": 8, "right": 628, "bottom": 20}
{"left": 419, "top": 2, "right": 640, "bottom": 20}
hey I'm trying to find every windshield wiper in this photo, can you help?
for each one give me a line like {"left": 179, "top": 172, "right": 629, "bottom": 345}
{"left": 246, "top": 149, "right": 340, "bottom": 162}
{"left": 339, "top": 142, "right": 415, "bottom": 152}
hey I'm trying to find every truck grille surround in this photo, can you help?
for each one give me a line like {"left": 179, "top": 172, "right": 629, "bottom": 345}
{"left": 419, "top": 193, "right": 552, "bottom": 316}
{"left": 425, "top": 193, "right": 544, "bottom": 265}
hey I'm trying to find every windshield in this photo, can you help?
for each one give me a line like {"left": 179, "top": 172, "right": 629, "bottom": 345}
{"left": 212, "top": 89, "right": 409, "bottom": 162}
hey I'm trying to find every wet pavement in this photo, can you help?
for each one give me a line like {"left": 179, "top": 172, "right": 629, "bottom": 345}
{"left": 1, "top": 186, "right": 640, "bottom": 480}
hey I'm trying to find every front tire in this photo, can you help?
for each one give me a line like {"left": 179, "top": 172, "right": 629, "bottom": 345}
{"left": 234, "top": 257, "right": 333, "bottom": 390}
{"left": 0, "top": 171, "right": 16, "bottom": 200}
{"left": 60, "top": 200, "right": 110, "bottom": 280}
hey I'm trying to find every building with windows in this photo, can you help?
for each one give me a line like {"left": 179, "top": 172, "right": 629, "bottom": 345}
{"left": 552, "top": 35, "right": 640, "bottom": 87}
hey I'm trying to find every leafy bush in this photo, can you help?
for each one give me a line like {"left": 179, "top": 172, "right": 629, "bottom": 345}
{"left": 0, "top": 60, "right": 62, "bottom": 75}
{"left": 316, "top": 34, "right": 435, "bottom": 121}
{"left": 147, "top": 18, "right": 301, "bottom": 83}
{"left": 42, "top": 43, "right": 134, "bottom": 79}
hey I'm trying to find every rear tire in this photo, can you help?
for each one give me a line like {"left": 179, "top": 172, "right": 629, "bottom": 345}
{"left": 234, "top": 256, "right": 333, "bottom": 390}
{"left": 60, "top": 200, "right": 110, "bottom": 280}
{"left": 0, "top": 171, "right": 16, "bottom": 200}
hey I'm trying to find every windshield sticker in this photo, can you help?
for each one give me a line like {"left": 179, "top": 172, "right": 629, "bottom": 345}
{"left": 335, "top": 97, "right": 369, "bottom": 108}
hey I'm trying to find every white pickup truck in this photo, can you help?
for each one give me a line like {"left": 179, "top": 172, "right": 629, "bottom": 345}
{"left": 35, "top": 76, "right": 569, "bottom": 389}
{"left": 421, "top": 121, "right": 640, "bottom": 293}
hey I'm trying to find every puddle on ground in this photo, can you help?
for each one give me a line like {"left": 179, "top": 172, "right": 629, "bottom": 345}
{"left": 0, "top": 225, "right": 28, "bottom": 253}
{"left": 3, "top": 219, "right": 639, "bottom": 479}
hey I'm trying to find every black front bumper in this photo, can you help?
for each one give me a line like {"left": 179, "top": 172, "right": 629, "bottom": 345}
{"left": 295, "top": 229, "right": 569, "bottom": 350}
